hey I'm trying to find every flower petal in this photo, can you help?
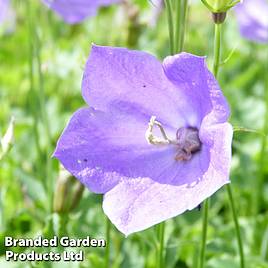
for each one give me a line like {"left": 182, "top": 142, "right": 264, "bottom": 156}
{"left": 82, "top": 45, "right": 197, "bottom": 128}
{"left": 235, "top": 0, "right": 268, "bottom": 43}
{"left": 42, "top": 0, "right": 120, "bottom": 24}
{"left": 103, "top": 123, "right": 232, "bottom": 235}
{"left": 163, "top": 53, "right": 230, "bottom": 126}
{"left": 54, "top": 106, "right": 210, "bottom": 194}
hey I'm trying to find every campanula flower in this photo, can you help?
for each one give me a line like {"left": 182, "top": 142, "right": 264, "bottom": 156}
{"left": 0, "top": 0, "right": 9, "bottom": 24}
{"left": 42, "top": 0, "right": 121, "bottom": 24}
{"left": 235, "top": 0, "right": 268, "bottom": 43}
{"left": 0, "top": 0, "right": 15, "bottom": 32}
{"left": 54, "top": 45, "right": 233, "bottom": 235}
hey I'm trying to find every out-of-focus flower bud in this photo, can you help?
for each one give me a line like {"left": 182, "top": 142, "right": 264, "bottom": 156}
{"left": 53, "top": 165, "right": 84, "bottom": 214}
{"left": 0, "top": 116, "right": 15, "bottom": 160}
{"left": 123, "top": 0, "right": 143, "bottom": 48}
{"left": 203, "top": 0, "right": 241, "bottom": 12}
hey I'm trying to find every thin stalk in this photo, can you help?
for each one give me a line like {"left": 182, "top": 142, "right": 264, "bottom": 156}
{"left": 36, "top": 42, "right": 54, "bottom": 212}
{"left": 253, "top": 46, "right": 268, "bottom": 262}
{"left": 198, "top": 198, "right": 209, "bottom": 268}
{"left": 174, "top": 0, "right": 188, "bottom": 53}
{"left": 261, "top": 224, "right": 268, "bottom": 260}
{"left": 198, "top": 22, "right": 221, "bottom": 268}
{"left": 27, "top": 0, "right": 45, "bottom": 185}
{"left": 105, "top": 218, "right": 111, "bottom": 268}
{"left": 35, "top": 31, "right": 52, "bottom": 143}
{"left": 199, "top": 20, "right": 245, "bottom": 268}
{"left": 212, "top": 20, "right": 245, "bottom": 268}
{"left": 157, "top": 222, "right": 165, "bottom": 268}
{"left": 255, "top": 47, "right": 268, "bottom": 215}
{"left": 178, "top": 0, "right": 188, "bottom": 53}
{"left": 160, "top": 1, "right": 188, "bottom": 267}
{"left": 164, "top": 0, "right": 175, "bottom": 54}
{"left": 174, "top": 0, "right": 181, "bottom": 53}
{"left": 213, "top": 23, "right": 221, "bottom": 78}
{"left": 31, "top": 1, "right": 53, "bottom": 211}
{"left": 226, "top": 185, "right": 245, "bottom": 268}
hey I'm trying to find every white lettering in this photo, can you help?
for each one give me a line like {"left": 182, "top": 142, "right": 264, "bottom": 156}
{"left": 5, "top": 237, "right": 13, "bottom": 247}
{"left": 60, "top": 237, "right": 69, "bottom": 247}
{"left": 5, "top": 251, "right": 14, "bottom": 261}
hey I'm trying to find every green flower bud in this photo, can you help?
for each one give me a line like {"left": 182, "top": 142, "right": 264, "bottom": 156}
{"left": 53, "top": 165, "right": 84, "bottom": 214}
{"left": 201, "top": 0, "right": 241, "bottom": 13}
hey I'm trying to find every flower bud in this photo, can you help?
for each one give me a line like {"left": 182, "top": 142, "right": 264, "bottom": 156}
{"left": 0, "top": 116, "right": 15, "bottom": 160}
{"left": 201, "top": 0, "right": 241, "bottom": 13}
{"left": 53, "top": 165, "right": 84, "bottom": 214}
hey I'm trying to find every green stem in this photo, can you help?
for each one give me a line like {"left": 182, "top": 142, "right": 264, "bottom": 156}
{"left": 36, "top": 33, "right": 52, "bottom": 144}
{"left": 179, "top": 0, "right": 188, "bottom": 53}
{"left": 27, "top": 0, "right": 46, "bottom": 188}
{"left": 255, "top": 48, "right": 268, "bottom": 215}
{"left": 261, "top": 224, "right": 268, "bottom": 260}
{"left": 226, "top": 184, "right": 245, "bottom": 268}
{"left": 212, "top": 20, "right": 245, "bottom": 268}
{"left": 174, "top": 0, "right": 188, "bottom": 54}
{"left": 164, "top": 0, "right": 175, "bottom": 54}
{"left": 198, "top": 21, "right": 221, "bottom": 268}
{"left": 198, "top": 198, "right": 209, "bottom": 268}
{"left": 31, "top": 2, "right": 53, "bottom": 212}
{"left": 174, "top": 0, "right": 181, "bottom": 53}
{"left": 213, "top": 23, "right": 221, "bottom": 78}
{"left": 157, "top": 222, "right": 165, "bottom": 268}
{"left": 105, "top": 218, "right": 111, "bottom": 268}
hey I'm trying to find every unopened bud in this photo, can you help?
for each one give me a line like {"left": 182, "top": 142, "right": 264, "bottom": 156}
{"left": 0, "top": 116, "right": 15, "bottom": 160}
{"left": 201, "top": 0, "right": 241, "bottom": 13}
{"left": 53, "top": 165, "right": 84, "bottom": 214}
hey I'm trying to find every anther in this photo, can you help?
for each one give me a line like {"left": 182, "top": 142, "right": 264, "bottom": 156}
{"left": 145, "top": 116, "right": 172, "bottom": 145}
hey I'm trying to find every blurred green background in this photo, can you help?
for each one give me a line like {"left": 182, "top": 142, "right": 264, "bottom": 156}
{"left": 0, "top": 0, "right": 268, "bottom": 267}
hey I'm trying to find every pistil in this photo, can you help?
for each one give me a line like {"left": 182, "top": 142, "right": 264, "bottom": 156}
{"left": 145, "top": 116, "right": 202, "bottom": 161}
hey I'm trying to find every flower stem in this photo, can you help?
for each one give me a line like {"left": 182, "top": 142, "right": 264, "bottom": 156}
{"left": 156, "top": 222, "right": 165, "bottom": 268}
{"left": 254, "top": 46, "right": 268, "bottom": 262}
{"left": 105, "top": 217, "right": 111, "bottom": 268}
{"left": 212, "top": 19, "right": 245, "bottom": 268}
{"left": 27, "top": 0, "right": 48, "bottom": 197}
{"left": 226, "top": 184, "right": 245, "bottom": 268}
{"left": 179, "top": 0, "right": 188, "bottom": 53}
{"left": 27, "top": 15, "right": 42, "bottom": 161}
{"left": 199, "top": 18, "right": 245, "bottom": 268}
{"left": 174, "top": 0, "right": 181, "bottom": 53}
{"left": 33, "top": 7, "right": 53, "bottom": 212}
{"left": 174, "top": 0, "right": 188, "bottom": 54}
{"left": 213, "top": 23, "right": 221, "bottom": 79}
{"left": 198, "top": 21, "right": 222, "bottom": 268}
{"left": 198, "top": 198, "right": 209, "bottom": 268}
{"left": 164, "top": 0, "right": 175, "bottom": 54}
{"left": 255, "top": 47, "right": 268, "bottom": 215}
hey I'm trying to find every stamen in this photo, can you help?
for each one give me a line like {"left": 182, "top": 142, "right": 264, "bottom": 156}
{"left": 145, "top": 116, "right": 172, "bottom": 145}
{"left": 145, "top": 117, "right": 202, "bottom": 162}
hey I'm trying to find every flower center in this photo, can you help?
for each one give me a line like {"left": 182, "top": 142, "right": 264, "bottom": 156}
{"left": 175, "top": 127, "right": 201, "bottom": 161}
{"left": 145, "top": 116, "right": 201, "bottom": 161}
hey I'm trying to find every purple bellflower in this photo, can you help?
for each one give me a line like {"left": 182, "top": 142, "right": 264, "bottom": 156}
{"left": 0, "top": 0, "right": 15, "bottom": 31}
{"left": 42, "top": 0, "right": 121, "bottom": 24}
{"left": 235, "top": 0, "right": 268, "bottom": 43}
{"left": 0, "top": 0, "right": 9, "bottom": 24}
{"left": 54, "top": 45, "right": 233, "bottom": 236}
